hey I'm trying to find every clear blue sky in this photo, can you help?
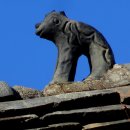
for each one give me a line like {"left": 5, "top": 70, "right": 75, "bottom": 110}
{"left": 0, "top": 1, "right": 130, "bottom": 90}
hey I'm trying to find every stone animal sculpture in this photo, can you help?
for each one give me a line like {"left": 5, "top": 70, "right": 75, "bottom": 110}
{"left": 35, "top": 11, "right": 115, "bottom": 84}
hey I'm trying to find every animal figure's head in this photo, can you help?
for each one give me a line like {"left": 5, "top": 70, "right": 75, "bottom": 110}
{"left": 35, "top": 11, "right": 68, "bottom": 41}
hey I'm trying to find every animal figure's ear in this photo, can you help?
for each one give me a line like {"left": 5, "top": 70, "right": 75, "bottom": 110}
{"left": 59, "top": 11, "right": 67, "bottom": 16}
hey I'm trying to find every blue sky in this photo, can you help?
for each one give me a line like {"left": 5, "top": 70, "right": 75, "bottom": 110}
{"left": 0, "top": 1, "right": 130, "bottom": 90}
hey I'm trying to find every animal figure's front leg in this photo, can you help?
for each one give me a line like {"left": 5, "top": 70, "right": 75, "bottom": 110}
{"left": 50, "top": 46, "right": 80, "bottom": 84}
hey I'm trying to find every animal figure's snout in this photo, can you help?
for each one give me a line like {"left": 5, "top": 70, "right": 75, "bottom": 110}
{"left": 35, "top": 23, "right": 42, "bottom": 36}
{"left": 35, "top": 23, "right": 41, "bottom": 29}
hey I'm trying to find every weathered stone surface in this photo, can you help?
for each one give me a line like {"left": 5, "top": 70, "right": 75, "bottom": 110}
{"left": 28, "top": 122, "right": 82, "bottom": 130}
{"left": 13, "top": 86, "right": 44, "bottom": 99}
{"left": 0, "top": 86, "right": 130, "bottom": 129}
{"left": 0, "top": 114, "right": 38, "bottom": 125}
{"left": 0, "top": 114, "right": 38, "bottom": 123}
{"left": 102, "top": 64, "right": 130, "bottom": 87}
{"left": 83, "top": 119, "right": 130, "bottom": 130}
{"left": 0, "top": 81, "right": 13, "bottom": 97}
{"left": 40, "top": 105, "right": 129, "bottom": 125}
{"left": 112, "top": 86, "right": 130, "bottom": 104}
{"left": 0, "top": 81, "right": 21, "bottom": 102}
{"left": 0, "top": 89, "right": 120, "bottom": 118}
{"left": 0, "top": 114, "right": 39, "bottom": 129}
{"left": 43, "top": 81, "right": 111, "bottom": 96}
{"left": 45, "top": 80, "right": 112, "bottom": 96}
{"left": 122, "top": 63, "right": 130, "bottom": 71}
{"left": 43, "top": 64, "right": 130, "bottom": 96}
